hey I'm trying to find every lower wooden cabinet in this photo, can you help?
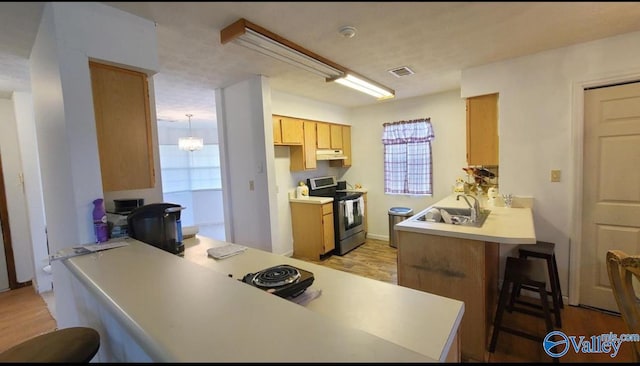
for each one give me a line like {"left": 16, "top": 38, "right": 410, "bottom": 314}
{"left": 290, "top": 202, "right": 335, "bottom": 260}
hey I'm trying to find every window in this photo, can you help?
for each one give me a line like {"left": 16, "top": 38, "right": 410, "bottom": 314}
{"left": 382, "top": 118, "right": 435, "bottom": 195}
{"left": 159, "top": 144, "right": 222, "bottom": 193}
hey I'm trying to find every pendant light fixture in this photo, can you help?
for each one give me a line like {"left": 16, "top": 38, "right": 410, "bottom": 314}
{"left": 178, "top": 113, "right": 204, "bottom": 152}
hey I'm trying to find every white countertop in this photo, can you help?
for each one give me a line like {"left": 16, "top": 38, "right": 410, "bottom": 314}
{"left": 184, "top": 236, "right": 464, "bottom": 362}
{"left": 62, "top": 238, "right": 463, "bottom": 362}
{"left": 395, "top": 194, "right": 536, "bottom": 244}
{"left": 288, "top": 196, "right": 333, "bottom": 204}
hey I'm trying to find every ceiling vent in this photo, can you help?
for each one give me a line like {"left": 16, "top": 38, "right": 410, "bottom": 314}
{"left": 388, "top": 66, "right": 415, "bottom": 78}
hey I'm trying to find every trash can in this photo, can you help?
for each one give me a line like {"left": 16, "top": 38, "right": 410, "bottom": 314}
{"left": 388, "top": 207, "right": 414, "bottom": 248}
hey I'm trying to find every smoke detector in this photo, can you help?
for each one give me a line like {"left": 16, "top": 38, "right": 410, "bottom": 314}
{"left": 339, "top": 26, "right": 357, "bottom": 38}
{"left": 388, "top": 66, "right": 415, "bottom": 78}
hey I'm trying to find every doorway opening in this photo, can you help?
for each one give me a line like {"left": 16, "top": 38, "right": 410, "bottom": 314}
{"left": 156, "top": 115, "right": 225, "bottom": 241}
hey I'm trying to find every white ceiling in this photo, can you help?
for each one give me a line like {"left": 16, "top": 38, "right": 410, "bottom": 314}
{"left": 3, "top": 2, "right": 640, "bottom": 127}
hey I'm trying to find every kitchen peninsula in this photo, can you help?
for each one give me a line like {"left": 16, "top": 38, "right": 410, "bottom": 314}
{"left": 53, "top": 235, "right": 464, "bottom": 362}
{"left": 395, "top": 194, "right": 536, "bottom": 362}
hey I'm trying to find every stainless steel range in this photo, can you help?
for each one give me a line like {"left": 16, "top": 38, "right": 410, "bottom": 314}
{"left": 307, "top": 176, "right": 366, "bottom": 256}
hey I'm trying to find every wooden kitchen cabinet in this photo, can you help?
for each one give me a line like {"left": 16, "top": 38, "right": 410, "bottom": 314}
{"left": 290, "top": 120, "right": 317, "bottom": 171}
{"left": 273, "top": 115, "right": 303, "bottom": 145}
{"left": 330, "top": 124, "right": 343, "bottom": 149}
{"left": 466, "top": 93, "right": 499, "bottom": 166}
{"left": 319, "top": 123, "right": 344, "bottom": 149}
{"left": 330, "top": 125, "right": 352, "bottom": 168}
{"left": 290, "top": 201, "right": 335, "bottom": 260}
{"left": 89, "top": 61, "right": 155, "bottom": 192}
{"left": 316, "top": 123, "right": 331, "bottom": 149}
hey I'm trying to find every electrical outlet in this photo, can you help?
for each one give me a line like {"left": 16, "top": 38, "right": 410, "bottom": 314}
{"left": 550, "top": 170, "right": 561, "bottom": 182}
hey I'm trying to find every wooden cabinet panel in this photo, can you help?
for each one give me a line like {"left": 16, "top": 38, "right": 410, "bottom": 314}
{"left": 290, "top": 120, "right": 317, "bottom": 171}
{"left": 330, "top": 124, "right": 343, "bottom": 149}
{"left": 290, "top": 202, "right": 335, "bottom": 260}
{"left": 329, "top": 125, "right": 352, "bottom": 168}
{"left": 322, "top": 211, "right": 335, "bottom": 253}
{"left": 316, "top": 123, "right": 331, "bottom": 149}
{"left": 303, "top": 121, "right": 317, "bottom": 170}
{"left": 89, "top": 61, "right": 155, "bottom": 192}
{"left": 272, "top": 116, "right": 282, "bottom": 144}
{"left": 466, "top": 93, "right": 498, "bottom": 166}
{"left": 273, "top": 115, "right": 303, "bottom": 145}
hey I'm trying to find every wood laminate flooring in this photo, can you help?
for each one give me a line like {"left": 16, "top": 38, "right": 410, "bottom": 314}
{"left": 0, "top": 286, "right": 56, "bottom": 353}
{"left": 0, "top": 239, "right": 635, "bottom": 362}
{"left": 307, "top": 238, "right": 636, "bottom": 363}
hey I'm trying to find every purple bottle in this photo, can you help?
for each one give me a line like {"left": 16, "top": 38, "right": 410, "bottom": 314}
{"left": 93, "top": 198, "right": 109, "bottom": 243}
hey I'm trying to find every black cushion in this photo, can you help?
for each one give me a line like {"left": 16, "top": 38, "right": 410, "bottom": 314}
{"left": 0, "top": 327, "right": 100, "bottom": 362}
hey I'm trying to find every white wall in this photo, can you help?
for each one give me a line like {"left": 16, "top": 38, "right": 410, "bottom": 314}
{"left": 216, "top": 75, "right": 277, "bottom": 252}
{"left": 13, "top": 92, "right": 49, "bottom": 292}
{"left": 0, "top": 98, "right": 33, "bottom": 287}
{"left": 270, "top": 90, "right": 351, "bottom": 255}
{"left": 29, "top": 2, "right": 159, "bottom": 325}
{"left": 343, "top": 90, "right": 467, "bottom": 240}
{"left": 460, "top": 29, "right": 640, "bottom": 302}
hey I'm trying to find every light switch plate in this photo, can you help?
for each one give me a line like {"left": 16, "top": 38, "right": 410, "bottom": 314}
{"left": 551, "top": 170, "right": 561, "bottom": 182}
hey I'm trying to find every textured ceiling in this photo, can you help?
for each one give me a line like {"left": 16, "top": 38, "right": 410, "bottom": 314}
{"left": 3, "top": 2, "right": 640, "bottom": 128}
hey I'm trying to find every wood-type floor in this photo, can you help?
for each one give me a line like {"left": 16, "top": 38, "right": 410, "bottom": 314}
{"left": 308, "top": 238, "right": 636, "bottom": 363}
{"left": 0, "top": 238, "right": 635, "bottom": 362}
{"left": 0, "top": 285, "right": 56, "bottom": 353}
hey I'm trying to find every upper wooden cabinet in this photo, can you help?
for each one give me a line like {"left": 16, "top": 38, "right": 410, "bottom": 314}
{"left": 272, "top": 115, "right": 352, "bottom": 171}
{"left": 89, "top": 61, "right": 155, "bottom": 192}
{"left": 290, "top": 120, "right": 317, "bottom": 171}
{"left": 316, "top": 123, "right": 331, "bottom": 149}
{"left": 330, "top": 124, "right": 343, "bottom": 149}
{"left": 466, "top": 93, "right": 499, "bottom": 166}
{"left": 317, "top": 123, "right": 343, "bottom": 149}
{"left": 329, "top": 125, "right": 352, "bottom": 168}
{"left": 273, "top": 115, "right": 303, "bottom": 145}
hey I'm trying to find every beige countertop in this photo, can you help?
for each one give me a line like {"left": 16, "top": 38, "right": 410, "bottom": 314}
{"left": 61, "top": 237, "right": 463, "bottom": 362}
{"left": 288, "top": 196, "right": 333, "bottom": 204}
{"left": 395, "top": 194, "right": 536, "bottom": 244}
{"left": 288, "top": 187, "right": 368, "bottom": 204}
{"left": 184, "top": 236, "right": 464, "bottom": 362}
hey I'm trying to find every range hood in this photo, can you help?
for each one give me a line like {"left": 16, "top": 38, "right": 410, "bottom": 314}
{"left": 316, "top": 149, "right": 347, "bottom": 161}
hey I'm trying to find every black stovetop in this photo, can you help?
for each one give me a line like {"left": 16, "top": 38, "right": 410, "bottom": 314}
{"left": 241, "top": 264, "right": 314, "bottom": 299}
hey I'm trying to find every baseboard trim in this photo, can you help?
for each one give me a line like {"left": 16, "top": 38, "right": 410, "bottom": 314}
{"left": 367, "top": 233, "right": 389, "bottom": 242}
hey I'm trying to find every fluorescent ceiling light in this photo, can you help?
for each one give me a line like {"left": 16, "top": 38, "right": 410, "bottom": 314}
{"left": 330, "top": 73, "right": 395, "bottom": 100}
{"left": 234, "top": 29, "right": 343, "bottom": 78}
{"left": 220, "top": 18, "right": 394, "bottom": 99}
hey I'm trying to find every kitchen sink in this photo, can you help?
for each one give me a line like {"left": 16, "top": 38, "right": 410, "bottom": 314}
{"left": 416, "top": 207, "right": 491, "bottom": 228}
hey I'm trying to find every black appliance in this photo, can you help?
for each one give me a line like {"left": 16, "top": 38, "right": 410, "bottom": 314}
{"left": 241, "top": 264, "right": 314, "bottom": 298}
{"left": 127, "top": 203, "right": 185, "bottom": 255}
{"left": 113, "top": 198, "right": 144, "bottom": 214}
{"left": 307, "top": 176, "right": 366, "bottom": 256}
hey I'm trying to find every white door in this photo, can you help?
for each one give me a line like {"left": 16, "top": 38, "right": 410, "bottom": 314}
{"left": 580, "top": 82, "right": 640, "bottom": 312}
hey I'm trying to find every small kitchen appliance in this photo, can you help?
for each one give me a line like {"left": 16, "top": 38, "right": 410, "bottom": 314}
{"left": 241, "top": 264, "right": 314, "bottom": 298}
{"left": 127, "top": 203, "right": 185, "bottom": 255}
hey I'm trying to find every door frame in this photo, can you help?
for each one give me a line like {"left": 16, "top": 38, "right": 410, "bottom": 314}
{"left": 569, "top": 69, "right": 640, "bottom": 305}
{"left": 0, "top": 153, "right": 28, "bottom": 290}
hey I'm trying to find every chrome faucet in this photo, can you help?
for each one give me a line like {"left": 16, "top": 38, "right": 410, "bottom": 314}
{"left": 457, "top": 194, "right": 480, "bottom": 222}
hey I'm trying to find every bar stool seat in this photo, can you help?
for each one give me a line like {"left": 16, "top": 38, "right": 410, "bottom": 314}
{"left": 0, "top": 327, "right": 100, "bottom": 362}
{"left": 514, "top": 241, "right": 563, "bottom": 327}
{"left": 489, "top": 256, "right": 557, "bottom": 362}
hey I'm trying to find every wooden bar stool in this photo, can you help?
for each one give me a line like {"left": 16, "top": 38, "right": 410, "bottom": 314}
{"left": 0, "top": 327, "right": 100, "bottom": 362}
{"left": 489, "top": 256, "right": 556, "bottom": 361}
{"left": 512, "top": 241, "right": 563, "bottom": 327}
